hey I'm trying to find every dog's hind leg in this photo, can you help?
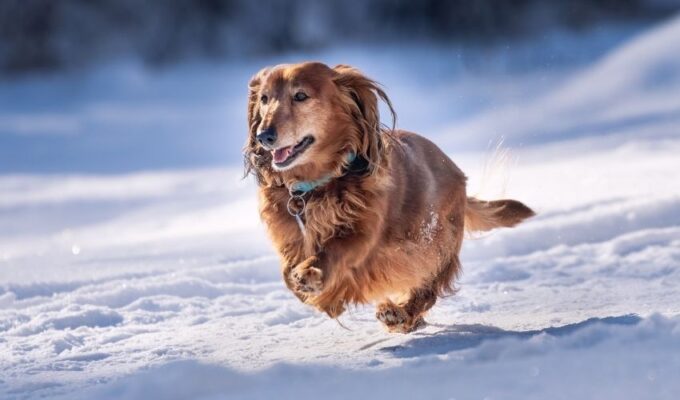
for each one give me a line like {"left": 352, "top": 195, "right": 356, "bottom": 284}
{"left": 376, "top": 285, "right": 437, "bottom": 333}
{"left": 376, "top": 255, "right": 460, "bottom": 333}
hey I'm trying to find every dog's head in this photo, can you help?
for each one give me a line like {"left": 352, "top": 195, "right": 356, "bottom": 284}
{"left": 244, "top": 62, "right": 395, "bottom": 185}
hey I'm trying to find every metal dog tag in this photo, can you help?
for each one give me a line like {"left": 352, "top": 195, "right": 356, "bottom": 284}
{"left": 287, "top": 194, "right": 307, "bottom": 237}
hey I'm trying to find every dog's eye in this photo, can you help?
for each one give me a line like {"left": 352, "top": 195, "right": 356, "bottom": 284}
{"left": 293, "top": 92, "right": 308, "bottom": 102}
{"left": 260, "top": 95, "right": 268, "bottom": 104}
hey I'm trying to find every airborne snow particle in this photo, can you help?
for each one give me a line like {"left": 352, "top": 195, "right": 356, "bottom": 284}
{"left": 71, "top": 245, "right": 81, "bottom": 255}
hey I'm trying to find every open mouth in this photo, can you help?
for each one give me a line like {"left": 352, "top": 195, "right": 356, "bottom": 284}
{"left": 272, "top": 135, "right": 314, "bottom": 168}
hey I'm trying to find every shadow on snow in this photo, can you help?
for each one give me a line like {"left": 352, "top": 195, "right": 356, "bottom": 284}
{"left": 379, "top": 314, "right": 641, "bottom": 358}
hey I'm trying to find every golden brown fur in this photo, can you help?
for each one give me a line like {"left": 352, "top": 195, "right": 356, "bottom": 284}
{"left": 244, "top": 62, "right": 535, "bottom": 333}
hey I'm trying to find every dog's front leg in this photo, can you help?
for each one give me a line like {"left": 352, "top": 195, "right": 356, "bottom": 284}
{"left": 288, "top": 256, "right": 324, "bottom": 295}
{"left": 285, "top": 255, "right": 347, "bottom": 318}
{"left": 288, "top": 225, "right": 379, "bottom": 299}
{"left": 285, "top": 217, "right": 382, "bottom": 319}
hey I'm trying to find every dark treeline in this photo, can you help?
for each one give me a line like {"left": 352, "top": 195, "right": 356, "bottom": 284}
{"left": 0, "top": 0, "right": 677, "bottom": 74}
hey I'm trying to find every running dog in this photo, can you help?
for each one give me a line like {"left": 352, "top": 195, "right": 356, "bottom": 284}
{"left": 244, "top": 62, "right": 534, "bottom": 333}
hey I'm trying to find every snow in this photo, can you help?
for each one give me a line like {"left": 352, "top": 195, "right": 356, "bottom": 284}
{"left": 2, "top": 15, "right": 680, "bottom": 400}
{"left": 78, "top": 315, "right": 680, "bottom": 400}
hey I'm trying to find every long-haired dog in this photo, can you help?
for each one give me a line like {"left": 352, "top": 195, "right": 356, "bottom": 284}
{"left": 244, "top": 62, "right": 534, "bottom": 333}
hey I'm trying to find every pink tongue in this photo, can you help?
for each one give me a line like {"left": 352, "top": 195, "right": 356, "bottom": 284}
{"left": 273, "top": 146, "right": 293, "bottom": 163}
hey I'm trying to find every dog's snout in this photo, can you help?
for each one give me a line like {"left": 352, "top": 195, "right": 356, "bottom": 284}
{"left": 256, "top": 127, "right": 277, "bottom": 147}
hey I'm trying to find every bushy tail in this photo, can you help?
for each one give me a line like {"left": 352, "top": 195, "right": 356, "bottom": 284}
{"left": 464, "top": 197, "right": 535, "bottom": 233}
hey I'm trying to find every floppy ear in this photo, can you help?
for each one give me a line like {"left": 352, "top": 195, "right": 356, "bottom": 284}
{"left": 332, "top": 65, "right": 396, "bottom": 174}
{"left": 243, "top": 67, "right": 272, "bottom": 184}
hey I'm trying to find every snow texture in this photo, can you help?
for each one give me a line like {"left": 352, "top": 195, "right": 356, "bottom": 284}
{"left": 1, "top": 15, "right": 680, "bottom": 400}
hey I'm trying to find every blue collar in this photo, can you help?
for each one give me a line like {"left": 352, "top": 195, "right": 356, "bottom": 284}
{"left": 289, "top": 152, "right": 357, "bottom": 194}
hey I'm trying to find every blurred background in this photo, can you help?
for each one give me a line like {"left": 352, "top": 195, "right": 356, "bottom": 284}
{"left": 1, "top": 0, "right": 679, "bottom": 173}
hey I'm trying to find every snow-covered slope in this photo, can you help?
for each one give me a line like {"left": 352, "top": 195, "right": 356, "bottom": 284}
{"left": 1, "top": 16, "right": 680, "bottom": 400}
{"left": 444, "top": 14, "right": 680, "bottom": 149}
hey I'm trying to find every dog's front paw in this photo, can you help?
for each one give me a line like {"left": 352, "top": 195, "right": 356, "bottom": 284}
{"left": 290, "top": 257, "right": 323, "bottom": 295}
{"left": 376, "top": 302, "right": 425, "bottom": 333}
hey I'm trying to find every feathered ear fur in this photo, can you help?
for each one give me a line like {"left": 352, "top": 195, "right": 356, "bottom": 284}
{"left": 243, "top": 67, "right": 272, "bottom": 185}
{"left": 332, "top": 65, "right": 396, "bottom": 174}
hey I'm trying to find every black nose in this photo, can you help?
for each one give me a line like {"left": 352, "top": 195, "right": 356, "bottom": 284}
{"left": 256, "top": 127, "right": 277, "bottom": 147}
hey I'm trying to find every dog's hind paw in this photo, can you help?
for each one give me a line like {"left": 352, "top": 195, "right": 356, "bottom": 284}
{"left": 376, "top": 302, "right": 425, "bottom": 333}
{"left": 290, "top": 257, "right": 323, "bottom": 295}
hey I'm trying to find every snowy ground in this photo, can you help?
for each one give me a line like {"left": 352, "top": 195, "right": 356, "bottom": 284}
{"left": 1, "top": 16, "right": 680, "bottom": 400}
